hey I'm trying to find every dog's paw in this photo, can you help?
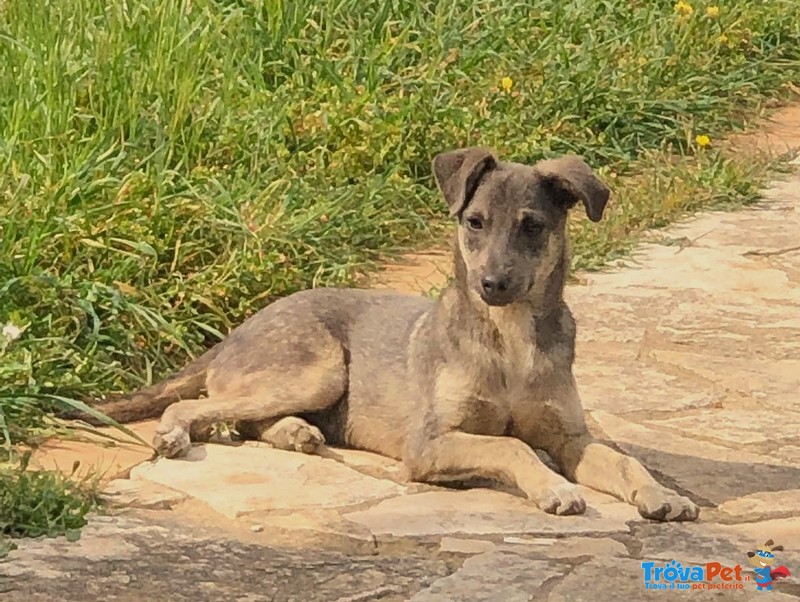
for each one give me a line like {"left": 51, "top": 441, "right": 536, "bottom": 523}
{"left": 634, "top": 484, "right": 699, "bottom": 522}
{"left": 261, "top": 417, "right": 326, "bottom": 454}
{"left": 288, "top": 423, "right": 325, "bottom": 454}
{"left": 531, "top": 483, "right": 587, "bottom": 516}
{"left": 153, "top": 425, "right": 192, "bottom": 458}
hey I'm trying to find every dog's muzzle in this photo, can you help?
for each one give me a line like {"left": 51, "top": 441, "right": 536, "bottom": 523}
{"left": 479, "top": 275, "right": 516, "bottom": 306}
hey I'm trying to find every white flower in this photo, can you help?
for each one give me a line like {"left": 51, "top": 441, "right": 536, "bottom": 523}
{"left": 2, "top": 323, "right": 23, "bottom": 341}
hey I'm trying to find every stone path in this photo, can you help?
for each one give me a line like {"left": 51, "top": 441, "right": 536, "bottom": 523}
{"left": 5, "top": 131, "right": 800, "bottom": 601}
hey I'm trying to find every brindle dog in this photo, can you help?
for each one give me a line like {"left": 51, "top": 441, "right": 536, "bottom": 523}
{"left": 86, "top": 148, "right": 698, "bottom": 521}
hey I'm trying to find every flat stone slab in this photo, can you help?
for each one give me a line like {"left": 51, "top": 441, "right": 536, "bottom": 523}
{"left": 342, "top": 488, "right": 640, "bottom": 542}
{"left": 643, "top": 408, "right": 800, "bottom": 447}
{"left": 122, "top": 441, "right": 643, "bottom": 551}
{"left": 101, "top": 478, "right": 187, "bottom": 510}
{"left": 645, "top": 349, "right": 800, "bottom": 410}
{"left": 589, "top": 411, "right": 800, "bottom": 506}
{"left": 0, "top": 515, "right": 454, "bottom": 602}
{"left": 130, "top": 443, "right": 406, "bottom": 519}
{"left": 574, "top": 355, "right": 719, "bottom": 414}
{"left": 6, "top": 512, "right": 799, "bottom": 601}
{"left": 409, "top": 551, "right": 565, "bottom": 601}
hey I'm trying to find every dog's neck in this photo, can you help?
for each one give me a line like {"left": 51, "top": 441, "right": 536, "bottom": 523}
{"left": 435, "top": 244, "right": 574, "bottom": 365}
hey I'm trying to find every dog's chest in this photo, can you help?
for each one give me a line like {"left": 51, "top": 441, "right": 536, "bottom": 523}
{"left": 489, "top": 307, "right": 538, "bottom": 386}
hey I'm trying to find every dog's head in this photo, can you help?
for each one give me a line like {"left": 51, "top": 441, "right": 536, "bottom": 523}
{"left": 747, "top": 539, "right": 784, "bottom": 568}
{"left": 432, "top": 147, "right": 610, "bottom": 308}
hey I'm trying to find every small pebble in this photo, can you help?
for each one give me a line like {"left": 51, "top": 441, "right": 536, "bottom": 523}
{"left": 250, "top": 524, "right": 263, "bottom": 533}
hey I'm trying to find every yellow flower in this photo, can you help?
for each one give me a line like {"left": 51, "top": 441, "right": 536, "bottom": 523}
{"left": 695, "top": 134, "right": 711, "bottom": 148}
{"left": 718, "top": 34, "right": 729, "bottom": 44}
{"left": 706, "top": 5, "right": 720, "bottom": 17}
{"left": 501, "top": 76, "right": 514, "bottom": 92}
{"left": 674, "top": 1, "right": 693, "bottom": 15}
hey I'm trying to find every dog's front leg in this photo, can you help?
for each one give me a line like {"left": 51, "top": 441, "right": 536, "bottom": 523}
{"left": 406, "top": 431, "right": 586, "bottom": 515}
{"left": 553, "top": 434, "right": 699, "bottom": 522}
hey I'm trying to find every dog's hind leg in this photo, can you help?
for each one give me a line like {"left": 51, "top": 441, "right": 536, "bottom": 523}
{"left": 153, "top": 326, "right": 347, "bottom": 458}
{"left": 153, "top": 390, "right": 339, "bottom": 458}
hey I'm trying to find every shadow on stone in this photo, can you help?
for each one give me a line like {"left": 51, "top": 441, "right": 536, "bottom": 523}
{"left": 618, "top": 442, "right": 800, "bottom": 507}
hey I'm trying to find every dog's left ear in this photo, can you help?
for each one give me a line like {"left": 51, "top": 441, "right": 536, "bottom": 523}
{"left": 534, "top": 155, "right": 611, "bottom": 222}
{"left": 432, "top": 147, "right": 497, "bottom": 218}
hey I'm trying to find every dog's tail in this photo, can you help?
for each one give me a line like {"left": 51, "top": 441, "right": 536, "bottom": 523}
{"left": 62, "top": 345, "right": 222, "bottom": 425}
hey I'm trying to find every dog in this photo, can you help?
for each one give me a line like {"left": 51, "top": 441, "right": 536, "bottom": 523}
{"left": 84, "top": 147, "right": 699, "bottom": 521}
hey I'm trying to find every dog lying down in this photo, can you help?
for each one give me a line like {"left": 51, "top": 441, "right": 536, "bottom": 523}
{"left": 80, "top": 147, "right": 699, "bottom": 522}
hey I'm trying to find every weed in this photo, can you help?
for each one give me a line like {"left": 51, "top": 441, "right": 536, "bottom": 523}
{"left": 0, "top": 452, "right": 99, "bottom": 556}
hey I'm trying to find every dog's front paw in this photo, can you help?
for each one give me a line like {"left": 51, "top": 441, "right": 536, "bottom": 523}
{"left": 153, "top": 425, "right": 192, "bottom": 458}
{"left": 634, "top": 484, "right": 699, "bottom": 522}
{"left": 531, "top": 483, "right": 587, "bottom": 516}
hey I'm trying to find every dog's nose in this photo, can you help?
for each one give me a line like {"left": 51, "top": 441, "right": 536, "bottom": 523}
{"left": 481, "top": 275, "right": 510, "bottom": 294}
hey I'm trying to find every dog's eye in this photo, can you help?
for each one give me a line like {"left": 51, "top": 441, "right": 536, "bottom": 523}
{"left": 521, "top": 217, "right": 544, "bottom": 236}
{"left": 466, "top": 216, "right": 484, "bottom": 230}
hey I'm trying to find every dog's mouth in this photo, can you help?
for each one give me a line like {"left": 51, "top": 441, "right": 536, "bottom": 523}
{"left": 477, "top": 288, "right": 517, "bottom": 307}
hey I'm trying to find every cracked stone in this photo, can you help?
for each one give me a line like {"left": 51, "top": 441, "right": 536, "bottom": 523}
{"left": 634, "top": 523, "right": 746, "bottom": 567}
{"left": 546, "top": 558, "right": 654, "bottom": 601}
{"left": 129, "top": 444, "right": 405, "bottom": 518}
{"left": 711, "top": 517, "right": 800, "bottom": 554}
{"left": 718, "top": 490, "right": 800, "bottom": 522}
{"left": 101, "top": 478, "right": 187, "bottom": 510}
{"left": 644, "top": 409, "right": 798, "bottom": 445}
{"left": 438, "top": 537, "right": 497, "bottom": 555}
{"left": 409, "top": 551, "right": 564, "bottom": 601}
{"left": 2, "top": 515, "right": 452, "bottom": 602}
{"left": 541, "top": 536, "right": 629, "bottom": 559}
{"left": 574, "top": 357, "right": 716, "bottom": 413}
{"left": 644, "top": 409, "right": 800, "bottom": 446}
{"left": 646, "top": 350, "right": 800, "bottom": 410}
{"left": 342, "top": 488, "right": 640, "bottom": 543}
{"left": 652, "top": 301, "right": 800, "bottom": 361}
{"left": 234, "top": 510, "right": 378, "bottom": 554}
{"left": 589, "top": 411, "right": 800, "bottom": 506}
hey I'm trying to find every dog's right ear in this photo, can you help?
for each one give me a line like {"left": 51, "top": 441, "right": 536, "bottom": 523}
{"left": 534, "top": 155, "right": 610, "bottom": 223}
{"left": 432, "top": 147, "right": 497, "bottom": 218}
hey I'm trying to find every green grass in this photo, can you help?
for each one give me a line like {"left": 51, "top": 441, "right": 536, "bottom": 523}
{"left": 0, "top": 452, "right": 99, "bottom": 557}
{"left": 0, "top": 0, "right": 799, "bottom": 541}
